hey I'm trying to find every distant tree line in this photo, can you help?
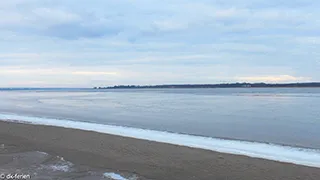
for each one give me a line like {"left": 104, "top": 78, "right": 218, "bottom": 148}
{"left": 94, "top": 82, "right": 320, "bottom": 89}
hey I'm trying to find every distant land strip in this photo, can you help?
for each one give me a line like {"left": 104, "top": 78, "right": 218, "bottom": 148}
{"left": 95, "top": 82, "right": 320, "bottom": 89}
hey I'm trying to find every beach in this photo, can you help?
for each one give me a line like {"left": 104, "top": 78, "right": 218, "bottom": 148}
{"left": 1, "top": 121, "right": 320, "bottom": 180}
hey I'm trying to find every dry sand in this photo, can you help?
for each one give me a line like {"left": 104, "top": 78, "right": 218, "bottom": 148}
{"left": 0, "top": 121, "right": 320, "bottom": 180}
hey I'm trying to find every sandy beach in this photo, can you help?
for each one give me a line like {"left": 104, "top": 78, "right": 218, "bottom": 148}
{"left": 1, "top": 121, "right": 320, "bottom": 180}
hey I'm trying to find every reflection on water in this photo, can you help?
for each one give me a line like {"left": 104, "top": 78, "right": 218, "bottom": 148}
{"left": 0, "top": 88, "right": 320, "bottom": 149}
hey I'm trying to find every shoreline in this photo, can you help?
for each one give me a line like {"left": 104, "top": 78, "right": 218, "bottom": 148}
{"left": 1, "top": 114, "right": 320, "bottom": 168}
{"left": 1, "top": 121, "right": 320, "bottom": 180}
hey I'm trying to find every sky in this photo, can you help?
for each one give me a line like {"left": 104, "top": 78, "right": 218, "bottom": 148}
{"left": 0, "top": 0, "right": 319, "bottom": 87}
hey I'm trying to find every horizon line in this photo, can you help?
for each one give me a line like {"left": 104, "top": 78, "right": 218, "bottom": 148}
{"left": 1, "top": 82, "right": 320, "bottom": 89}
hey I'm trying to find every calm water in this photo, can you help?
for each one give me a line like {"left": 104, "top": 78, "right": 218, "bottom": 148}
{"left": 1, "top": 88, "right": 320, "bottom": 149}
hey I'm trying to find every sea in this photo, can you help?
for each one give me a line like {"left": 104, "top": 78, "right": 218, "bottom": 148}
{"left": 0, "top": 88, "right": 320, "bottom": 176}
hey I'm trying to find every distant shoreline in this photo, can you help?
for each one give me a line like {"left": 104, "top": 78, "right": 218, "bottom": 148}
{"left": 95, "top": 82, "right": 320, "bottom": 89}
{"left": 1, "top": 82, "right": 320, "bottom": 91}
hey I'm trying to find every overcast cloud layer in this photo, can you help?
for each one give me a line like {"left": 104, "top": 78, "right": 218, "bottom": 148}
{"left": 1, "top": 0, "right": 319, "bottom": 87}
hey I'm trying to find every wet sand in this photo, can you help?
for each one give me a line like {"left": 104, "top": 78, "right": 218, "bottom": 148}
{"left": 1, "top": 121, "right": 320, "bottom": 180}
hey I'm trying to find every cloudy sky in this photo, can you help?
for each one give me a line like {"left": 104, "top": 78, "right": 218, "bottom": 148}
{"left": 1, "top": 0, "right": 319, "bottom": 87}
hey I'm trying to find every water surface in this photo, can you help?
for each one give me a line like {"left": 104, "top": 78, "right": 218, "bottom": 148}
{"left": 0, "top": 88, "right": 319, "bottom": 149}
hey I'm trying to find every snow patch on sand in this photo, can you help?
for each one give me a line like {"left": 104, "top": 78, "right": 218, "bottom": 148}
{"left": 103, "top": 172, "right": 128, "bottom": 180}
{"left": 46, "top": 164, "right": 72, "bottom": 172}
{"left": 39, "top": 155, "right": 74, "bottom": 172}
{"left": 36, "top": 151, "right": 49, "bottom": 156}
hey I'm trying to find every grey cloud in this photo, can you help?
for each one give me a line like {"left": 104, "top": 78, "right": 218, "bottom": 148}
{"left": 1, "top": 0, "right": 320, "bottom": 86}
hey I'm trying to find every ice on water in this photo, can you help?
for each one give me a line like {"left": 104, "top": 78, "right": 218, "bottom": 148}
{"left": 1, "top": 113, "right": 320, "bottom": 168}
